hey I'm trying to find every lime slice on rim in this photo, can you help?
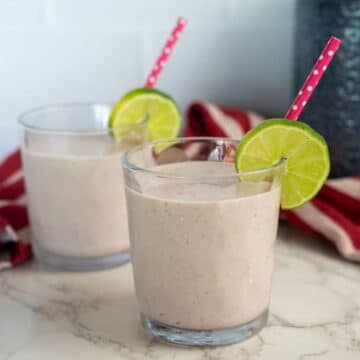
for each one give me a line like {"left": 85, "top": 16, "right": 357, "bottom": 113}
{"left": 235, "top": 118, "right": 330, "bottom": 209}
{"left": 109, "top": 88, "right": 181, "bottom": 151}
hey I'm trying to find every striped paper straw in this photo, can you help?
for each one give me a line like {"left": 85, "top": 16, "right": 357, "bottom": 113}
{"left": 145, "top": 17, "right": 188, "bottom": 88}
{"left": 285, "top": 36, "right": 342, "bottom": 121}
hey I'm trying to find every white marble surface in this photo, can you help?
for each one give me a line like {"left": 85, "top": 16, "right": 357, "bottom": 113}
{"left": 0, "top": 223, "right": 359, "bottom": 359}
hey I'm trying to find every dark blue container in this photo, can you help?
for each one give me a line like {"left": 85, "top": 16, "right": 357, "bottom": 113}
{"left": 295, "top": 0, "right": 360, "bottom": 177}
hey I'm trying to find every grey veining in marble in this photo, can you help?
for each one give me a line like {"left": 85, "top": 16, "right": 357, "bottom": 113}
{"left": 0, "top": 223, "right": 359, "bottom": 359}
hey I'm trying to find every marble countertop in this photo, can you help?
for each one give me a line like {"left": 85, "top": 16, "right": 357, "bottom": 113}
{"left": 1, "top": 224, "right": 360, "bottom": 360}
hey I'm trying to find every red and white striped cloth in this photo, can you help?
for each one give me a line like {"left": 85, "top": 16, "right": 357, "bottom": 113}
{"left": 0, "top": 150, "right": 31, "bottom": 270}
{"left": 186, "top": 102, "right": 360, "bottom": 262}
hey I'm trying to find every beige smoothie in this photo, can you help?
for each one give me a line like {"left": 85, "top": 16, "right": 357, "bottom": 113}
{"left": 126, "top": 161, "right": 281, "bottom": 330}
{"left": 22, "top": 136, "right": 137, "bottom": 258}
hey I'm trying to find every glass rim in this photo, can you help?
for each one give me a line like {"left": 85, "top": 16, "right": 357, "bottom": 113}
{"left": 18, "top": 102, "right": 147, "bottom": 136}
{"left": 122, "top": 137, "right": 287, "bottom": 179}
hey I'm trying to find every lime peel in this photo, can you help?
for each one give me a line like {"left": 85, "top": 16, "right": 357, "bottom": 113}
{"left": 109, "top": 87, "right": 181, "bottom": 152}
{"left": 235, "top": 118, "right": 330, "bottom": 209}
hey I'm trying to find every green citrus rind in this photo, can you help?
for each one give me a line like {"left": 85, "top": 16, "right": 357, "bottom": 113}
{"left": 109, "top": 88, "right": 181, "bottom": 151}
{"left": 235, "top": 118, "right": 330, "bottom": 209}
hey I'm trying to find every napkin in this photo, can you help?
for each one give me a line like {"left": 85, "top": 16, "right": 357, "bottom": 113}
{"left": 0, "top": 150, "right": 31, "bottom": 269}
{"left": 186, "top": 102, "right": 360, "bottom": 262}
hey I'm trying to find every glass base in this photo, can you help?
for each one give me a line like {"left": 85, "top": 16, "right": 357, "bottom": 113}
{"left": 33, "top": 241, "right": 130, "bottom": 271}
{"left": 140, "top": 309, "right": 268, "bottom": 347}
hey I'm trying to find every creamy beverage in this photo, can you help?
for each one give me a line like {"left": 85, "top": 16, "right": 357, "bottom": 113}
{"left": 125, "top": 161, "right": 281, "bottom": 330}
{"left": 23, "top": 145, "right": 128, "bottom": 258}
{"left": 20, "top": 103, "right": 144, "bottom": 270}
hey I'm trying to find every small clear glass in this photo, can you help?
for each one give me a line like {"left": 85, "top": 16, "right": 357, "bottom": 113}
{"left": 19, "top": 103, "right": 145, "bottom": 271}
{"left": 122, "top": 138, "right": 286, "bottom": 346}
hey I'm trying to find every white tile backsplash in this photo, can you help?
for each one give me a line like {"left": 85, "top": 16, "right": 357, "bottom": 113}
{"left": 0, "top": 0, "right": 296, "bottom": 156}
{"left": 225, "top": 0, "right": 295, "bottom": 28}
{"left": 0, "top": 0, "right": 43, "bottom": 25}
{"left": 148, "top": 25, "right": 293, "bottom": 117}
{"left": 49, "top": 0, "right": 224, "bottom": 29}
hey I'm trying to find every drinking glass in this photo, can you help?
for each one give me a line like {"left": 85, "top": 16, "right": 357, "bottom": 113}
{"left": 19, "top": 103, "right": 145, "bottom": 271}
{"left": 122, "top": 138, "right": 285, "bottom": 346}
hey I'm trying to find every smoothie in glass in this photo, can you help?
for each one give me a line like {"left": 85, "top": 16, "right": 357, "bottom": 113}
{"left": 20, "top": 104, "right": 144, "bottom": 271}
{"left": 122, "top": 138, "right": 285, "bottom": 346}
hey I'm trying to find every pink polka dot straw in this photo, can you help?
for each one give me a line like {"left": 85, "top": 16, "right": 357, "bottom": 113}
{"left": 145, "top": 17, "right": 188, "bottom": 88}
{"left": 285, "top": 36, "right": 342, "bottom": 121}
